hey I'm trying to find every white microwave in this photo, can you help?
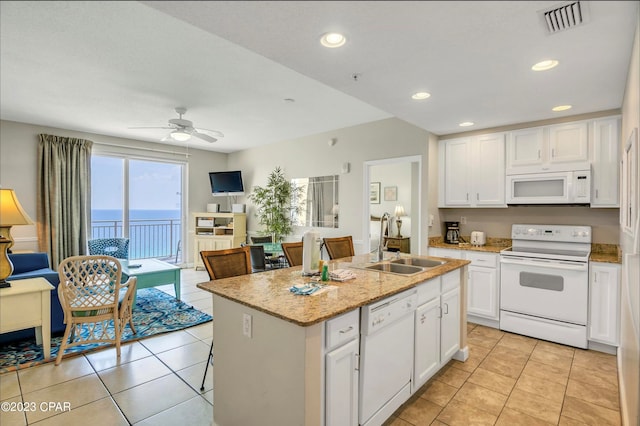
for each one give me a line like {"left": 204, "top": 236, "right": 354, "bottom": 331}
{"left": 506, "top": 170, "right": 591, "bottom": 205}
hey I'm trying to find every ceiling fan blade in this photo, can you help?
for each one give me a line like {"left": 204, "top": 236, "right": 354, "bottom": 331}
{"left": 128, "top": 126, "right": 175, "bottom": 130}
{"left": 192, "top": 131, "right": 218, "bottom": 143}
{"left": 195, "top": 127, "right": 224, "bottom": 138}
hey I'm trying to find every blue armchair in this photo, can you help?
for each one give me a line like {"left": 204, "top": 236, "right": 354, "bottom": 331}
{"left": 0, "top": 253, "right": 64, "bottom": 344}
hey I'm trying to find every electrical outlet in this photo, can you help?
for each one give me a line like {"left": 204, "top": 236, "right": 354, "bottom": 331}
{"left": 243, "top": 313, "right": 252, "bottom": 338}
{"left": 460, "top": 216, "right": 467, "bottom": 225}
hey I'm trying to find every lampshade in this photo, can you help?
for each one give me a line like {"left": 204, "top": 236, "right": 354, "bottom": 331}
{"left": 170, "top": 130, "right": 191, "bottom": 142}
{"left": 394, "top": 205, "right": 406, "bottom": 217}
{"left": 0, "top": 189, "right": 34, "bottom": 226}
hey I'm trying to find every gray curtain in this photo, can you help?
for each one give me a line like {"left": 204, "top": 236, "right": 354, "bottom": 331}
{"left": 37, "top": 134, "right": 92, "bottom": 267}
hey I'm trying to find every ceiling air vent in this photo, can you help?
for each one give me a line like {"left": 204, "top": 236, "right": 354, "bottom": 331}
{"left": 538, "top": 1, "right": 588, "bottom": 34}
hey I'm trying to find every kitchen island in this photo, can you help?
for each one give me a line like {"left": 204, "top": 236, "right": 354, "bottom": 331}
{"left": 197, "top": 253, "right": 470, "bottom": 426}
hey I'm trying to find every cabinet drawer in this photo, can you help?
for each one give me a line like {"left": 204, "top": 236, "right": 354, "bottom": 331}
{"left": 416, "top": 278, "right": 440, "bottom": 305}
{"left": 326, "top": 309, "right": 359, "bottom": 350}
{"left": 428, "top": 247, "right": 464, "bottom": 259}
{"left": 441, "top": 270, "right": 460, "bottom": 294}
{"left": 466, "top": 252, "right": 498, "bottom": 268}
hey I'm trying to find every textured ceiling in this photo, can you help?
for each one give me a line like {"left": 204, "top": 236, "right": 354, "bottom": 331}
{"left": 1, "top": 1, "right": 637, "bottom": 153}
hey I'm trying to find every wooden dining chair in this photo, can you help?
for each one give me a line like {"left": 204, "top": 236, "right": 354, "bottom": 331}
{"left": 281, "top": 241, "right": 304, "bottom": 267}
{"left": 323, "top": 236, "right": 355, "bottom": 260}
{"left": 200, "top": 246, "right": 252, "bottom": 280}
{"left": 198, "top": 245, "right": 253, "bottom": 390}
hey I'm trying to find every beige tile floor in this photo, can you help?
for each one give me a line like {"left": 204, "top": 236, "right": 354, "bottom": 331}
{"left": 1, "top": 268, "right": 621, "bottom": 425}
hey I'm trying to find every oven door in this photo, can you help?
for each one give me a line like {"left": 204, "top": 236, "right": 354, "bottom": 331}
{"left": 500, "top": 256, "right": 588, "bottom": 325}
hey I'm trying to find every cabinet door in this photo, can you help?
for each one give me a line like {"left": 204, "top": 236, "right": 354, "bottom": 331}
{"left": 507, "top": 127, "right": 544, "bottom": 170}
{"left": 549, "top": 122, "right": 588, "bottom": 164}
{"left": 214, "top": 239, "right": 232, "bottom": 250}
{"left": 194, "top": 238, "right": 219, "bottom": 268}
{"left": 473, "top": 133, "right": 506, "bottom": 206}
{"left": 591, "top": 118, "right": 620, "bottom": 207}
{"left": 589, "top": 263, "right": 620, "bottom": 346}
{"left": 413, "top": 298, "right": 441, "bottom": 390}
{"left": 326, "top": 339, "right": 359, "bottom": 426}
{"left": 441, "top": 287, "right": 460, "bottom": 362}
{"left": 467, "top": 266, "right": 498, "bottom": 319}
{"left": 443, "top": 138, "right": 472, "bottom": 206}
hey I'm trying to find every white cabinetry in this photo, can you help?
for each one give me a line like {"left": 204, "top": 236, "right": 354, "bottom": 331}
{"left": 325, "top": 309, "right": 359, "bottom": 425}
{"left": 588, "top": 262, "right": 620, "bottom": 347}
{"left": 413, "top": 271, "right": 460, "bottom": 391}
{"left": 192, "top": 212, "right": 246, "bottom": 270}
{"left": 506, "top": 122, "right": 589, "bottom": 174}
{"left": 466, "top": 252, "right": 500, "bottom": 323}
{"left": 429, "top": 247, "right": 500, "bottom": 328}
{"left": 438, "top": 133, "right": 506, "bottom": 208}
{"left": 590, "top": 117, "right": 620, "bottom": 207}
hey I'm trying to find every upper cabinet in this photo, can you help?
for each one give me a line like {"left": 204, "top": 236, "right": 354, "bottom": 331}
{"left": 506, "top": 122, "right": 589, "bottom": 174}
{"left": 438, "top": 133, "right": 506, "bottom": 208}
{"left": 590, "top": 117, "right": 620, "bottom": 207}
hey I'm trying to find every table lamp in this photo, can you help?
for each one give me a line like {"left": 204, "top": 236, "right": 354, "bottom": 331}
{"left": 0, "top": 189, "right": 34, "bottom": 288}
{"left": 394, "top": 205, "right": 406, "bottom": 238}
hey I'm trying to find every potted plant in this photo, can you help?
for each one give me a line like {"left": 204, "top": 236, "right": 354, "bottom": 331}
{"left": 248, "top": 166, "right": 301, "bottom": 242}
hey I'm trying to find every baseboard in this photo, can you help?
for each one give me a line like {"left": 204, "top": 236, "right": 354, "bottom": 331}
{"left": 468, "top": 315, "right": 500, "bottom": 329}
{"left": 453, "top": 345, "right": 469, "bottom": 362}
{"left": 587, "top": 340, "right": 618, "bottom": 355}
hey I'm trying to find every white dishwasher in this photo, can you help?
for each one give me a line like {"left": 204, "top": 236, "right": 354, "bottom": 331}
{"left": 359, "top": 288, "right": 417, "bottom": 426}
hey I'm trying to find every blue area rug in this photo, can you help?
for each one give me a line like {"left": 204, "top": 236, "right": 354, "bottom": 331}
{"left": 0, "top": 288, "right": 212, "bottom": 372}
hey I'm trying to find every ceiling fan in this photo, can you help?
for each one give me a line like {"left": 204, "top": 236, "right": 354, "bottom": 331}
{"left": 129, "top": 107, "right": 224, "bottom": 143}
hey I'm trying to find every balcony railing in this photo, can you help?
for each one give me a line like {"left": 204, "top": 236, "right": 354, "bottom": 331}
{"left": 91, "top": 218, "right": 181, "bottom": 262}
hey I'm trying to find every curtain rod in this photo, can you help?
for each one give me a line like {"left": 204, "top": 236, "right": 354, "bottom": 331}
{"left": 92, "top": 141, "right": 191, "bottom": 157}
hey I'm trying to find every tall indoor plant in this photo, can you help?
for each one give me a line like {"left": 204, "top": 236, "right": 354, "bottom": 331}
{"left": 248, "top": 166, "right": 301, "bottom": 242}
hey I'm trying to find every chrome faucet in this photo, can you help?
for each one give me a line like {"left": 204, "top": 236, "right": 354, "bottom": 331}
{"left": 375, "top": 212, "right": 391, "bottom": 262}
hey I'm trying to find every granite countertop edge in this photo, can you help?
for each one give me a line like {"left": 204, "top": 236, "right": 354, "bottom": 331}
{"left": 197, "top": 254, "right": 470, "bottom": 327}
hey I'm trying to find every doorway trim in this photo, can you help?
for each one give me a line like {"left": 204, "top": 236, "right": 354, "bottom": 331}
{"left": 363, "top": 155, "right": 423, "bottom": 255}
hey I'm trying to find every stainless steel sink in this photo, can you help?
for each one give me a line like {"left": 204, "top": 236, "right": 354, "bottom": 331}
{"left": 390, "top": 258, "right": 446, "bottom": 268}
{"left": 364, "top": 263, "right": 424, "bottom": 275}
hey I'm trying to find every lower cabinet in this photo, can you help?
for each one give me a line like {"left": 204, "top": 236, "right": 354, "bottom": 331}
{"left": 325, "top": 309, "right": 360, "bottom": 425}
{"left": 413, "top": 271, "right": 461, "bottom": 391}
{"left": 193, "top": 238, "right": 232, "bottom": 269}
{"left": 588, "top": 262, "right": 620, "bottom": 346}
{"left": 466, "top": 252, "right": 500, "bottom": 321}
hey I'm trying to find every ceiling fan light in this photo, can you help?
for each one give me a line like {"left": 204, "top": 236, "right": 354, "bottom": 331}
{"left": 170, "top": 130, "right": 191, "bottom": 141}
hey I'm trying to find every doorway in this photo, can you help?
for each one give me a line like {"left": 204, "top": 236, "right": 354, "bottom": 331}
{"left": 363, "top": 155, "right": 422, "bottom": 255}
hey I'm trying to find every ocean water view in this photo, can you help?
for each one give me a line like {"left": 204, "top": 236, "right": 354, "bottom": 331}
{"left": 91, "top": 209, "right": 182, "bottom": 260}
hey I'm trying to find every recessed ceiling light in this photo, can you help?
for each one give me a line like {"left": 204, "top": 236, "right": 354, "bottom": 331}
{"left": 320, "top": 32, "right": 346, "bottom": 48}
{"left": 411, "top": 92, "right": 431, "bottom": 100}
{"left": 552, "top": 105, "right": 572, "bottom": 112}
{"left": 459, "top": 122, "right": 475, "bottom": 127}
{"left": 532, "top": 60, "right": 559, "bottom": 71}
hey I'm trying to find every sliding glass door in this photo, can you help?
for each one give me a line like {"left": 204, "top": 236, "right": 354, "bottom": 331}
{"left": 91, "top": 155, "right": 184, "bottom": 262}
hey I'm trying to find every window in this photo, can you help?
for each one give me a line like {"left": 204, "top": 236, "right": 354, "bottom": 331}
{"left": 91, "top": 155, "right": 184, "bottom": 262}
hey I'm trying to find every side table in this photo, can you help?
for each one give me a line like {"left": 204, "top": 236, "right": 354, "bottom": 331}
{"left": 384, "top": 236, "right": 411, "bottom": 253}
{"left": 0, "top": 277, "right": 54, "bottom": 359}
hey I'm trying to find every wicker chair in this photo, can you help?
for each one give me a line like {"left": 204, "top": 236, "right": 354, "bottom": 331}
{"left": 200, "top": 246, "right": 252, "bottom": 280}
{"left": 323, "top": 236, "right": 355, "bottom": 260}
{"left": 56, "top": 255, "right": 137, "bottom": 365}
{"left": 281, "top": 241, "right": 304, "bottom": 267}
{"left": 88, "top": 238, "right": 130, "bottom": 259}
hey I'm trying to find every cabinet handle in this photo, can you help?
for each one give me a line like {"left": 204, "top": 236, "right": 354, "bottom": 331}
{"left": 466, "top": 193, "right": 469, "bottom": 201}
{"left": 339, "top": 326, "right": 354, "bottom": 334}
{"left": 438, "top": 306, "right": 443, "bottom": 319}
{"left": 420, "top": 314, "right": 426, "bottom": 323}
{"left": 355, "top": 353, "right": 360, "bottom": 371}
{"left": 444, "top": 303, "right": 449, "bottom": 315}
{"left": 476, "top": 193, "right": 479, "bottom": 201}
{"left": 595, "top": 189, "right": 599, "bottom": 199}
{"left": 538, "top": 149, "right": 541, "bottom": 159}
{"left": 552, "top": 148, "right": 555, "bottom": 158}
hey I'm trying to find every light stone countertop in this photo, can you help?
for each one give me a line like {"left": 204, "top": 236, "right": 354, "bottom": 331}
{"left": 196, "top": 253, "right": 470, "bottom": 327}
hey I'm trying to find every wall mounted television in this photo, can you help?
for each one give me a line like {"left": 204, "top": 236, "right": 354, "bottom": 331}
{"left": 209, "top": 170, "right": 245, "bottom": 196}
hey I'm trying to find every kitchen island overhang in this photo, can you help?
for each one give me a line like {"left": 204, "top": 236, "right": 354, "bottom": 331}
{"left": 197, "top": 253, "right": 470, "bottom": 426}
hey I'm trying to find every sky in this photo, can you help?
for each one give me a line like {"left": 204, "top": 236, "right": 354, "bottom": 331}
{"left": 91, "top": 156, "right": 182, "bottom": 211}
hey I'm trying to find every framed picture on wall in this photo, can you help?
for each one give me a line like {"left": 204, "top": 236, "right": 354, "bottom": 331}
{"left": 370, "top": 182, "right": 381, "bottom": 204}
{"left": 384, "top": 186, "right": 397, "bottom": 201}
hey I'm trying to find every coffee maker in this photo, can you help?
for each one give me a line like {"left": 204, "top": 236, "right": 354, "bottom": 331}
{"left": 444, "top": 221, "right": 460, "bottom": 244}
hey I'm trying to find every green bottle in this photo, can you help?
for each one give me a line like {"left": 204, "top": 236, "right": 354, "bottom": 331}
{"left": 321, "top": 264, "right": 329, "bottom": 281}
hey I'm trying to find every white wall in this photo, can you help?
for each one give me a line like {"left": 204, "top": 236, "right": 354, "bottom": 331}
{"left": 0, "top": 119, "right": 227, "bottom": 264}
{"left": 228, "top": 117, "right": 432, "bottom": 254}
